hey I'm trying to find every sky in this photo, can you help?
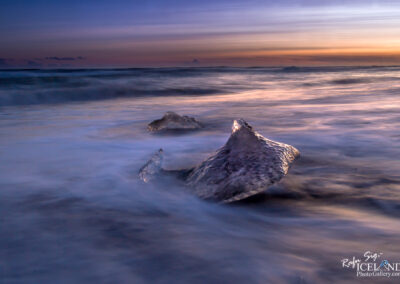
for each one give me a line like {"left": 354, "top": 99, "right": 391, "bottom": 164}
{"left": 1, "top": 0, "right": 400, "bottom": 67}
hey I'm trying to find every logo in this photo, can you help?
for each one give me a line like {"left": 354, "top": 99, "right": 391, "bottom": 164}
{"left": 341, "top": 251, "right": 400, "bottom": 278}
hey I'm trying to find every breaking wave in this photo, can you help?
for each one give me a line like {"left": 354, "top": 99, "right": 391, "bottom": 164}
{"left": 1, "top": 66, "right": 400, "bottom": 106}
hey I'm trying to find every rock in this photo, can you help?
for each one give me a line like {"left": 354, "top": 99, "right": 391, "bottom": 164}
{"left": 139, "top": 119, "right": 299, "bottom": 203}
{"left": 147, "top": 111, "right": 203, "bottom": 132}
{"left": 186, "top": 119, "right": 300, "bottom": 202}
{"left": 138, "top": 149, "right": 164, "bottom": 182}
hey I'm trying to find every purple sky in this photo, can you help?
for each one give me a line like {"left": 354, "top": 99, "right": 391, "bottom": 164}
{"left": 1, "top": 0, "right": 400, "bottom": 67}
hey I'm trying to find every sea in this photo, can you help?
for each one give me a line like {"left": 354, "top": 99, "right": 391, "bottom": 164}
{"left": 1, "top": 66, "right": 400, "bottom": 283}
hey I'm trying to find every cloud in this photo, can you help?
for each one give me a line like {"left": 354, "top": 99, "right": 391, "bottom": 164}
{"left": 26, "top": 60, "right": 42, "bottom": 67}
{"left": 0, "top": 58, "right": 9, "bottom": 67}
{"left": 308, "top": 54, "right": 400, "bottom": 63}
{"left": 45, "top": 56, "right": 85, "bottom": 61}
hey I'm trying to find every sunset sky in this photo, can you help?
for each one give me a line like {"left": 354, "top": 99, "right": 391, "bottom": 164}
{"left": 1, "top": 0, "right": 400, "bottom": 67}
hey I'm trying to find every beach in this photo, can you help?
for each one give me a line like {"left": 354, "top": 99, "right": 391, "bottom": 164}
{"left": 1, "top": 66, "right": 400, "bottom": 283}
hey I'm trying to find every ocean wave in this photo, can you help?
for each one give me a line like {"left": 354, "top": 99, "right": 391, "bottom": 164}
{"left": 279, "top": 65, "right": 400, "bottom": 73}
{"left": 0, "top": 86, "right": 222, "bottom": 106}
{"left": 0, "top": 76, "right": 90, "bottom": 87}
{"left": 301, "top": 76, "right": 400, "bottom": 87}
{"left": 330, "top": 78, "right": 370, "bottom": 85}
{"left": 2, "top": 66, "right": 400, "bottom": 106}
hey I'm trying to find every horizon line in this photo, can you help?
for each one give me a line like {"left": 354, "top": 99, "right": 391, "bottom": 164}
{"left": 2, "top": 64, "right": 400, "bottom": 71}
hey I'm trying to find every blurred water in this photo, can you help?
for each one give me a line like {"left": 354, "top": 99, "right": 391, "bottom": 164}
{"left": 1, "top": 67, "right": 400, "bottom": 283}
